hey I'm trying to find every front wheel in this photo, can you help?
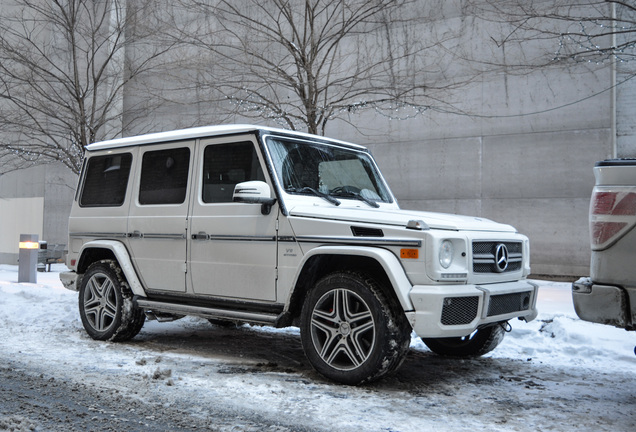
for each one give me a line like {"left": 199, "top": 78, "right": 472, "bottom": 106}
{"left": 300, "top": 271, "right": 411, "bottom": 385}
{"left": 78, "top": 260, "right": 145, "bottom": 342}
{"left": 422, "top": 324, "right": 505, "bottom": 357}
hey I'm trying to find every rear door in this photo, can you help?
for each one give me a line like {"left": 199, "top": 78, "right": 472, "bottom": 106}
{"left": 188, "top": 135, "right": 278, "bottom": 301}
{"left": 127, "top": 141, "right": 195, "bottom": 293}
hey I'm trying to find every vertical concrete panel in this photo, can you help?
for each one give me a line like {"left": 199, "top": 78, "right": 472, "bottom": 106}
{"left": 0, "top": 163, "right": 73, "bottom": 264}
{"left": 615, "top": 3, "right": 636, "bottom": 158}
{"left": 370, "top": 137, "right": 482, "bottom": 201}
{"left": 482, "top": 198, "right": 592, "bottom": 276}
{"left": 0, "top": 197, "right": 45, "bottom": 262}
{"left": 480, "top": 130, "right": 609, "bottom": 276}
{"left": 616, "top": 68, "right": 636, "bottom": 157}
{"left": 0, "top": 165, "right": 45, "bottom": 198}
{"left": 43, "top": 164, "right": 77, "bottom": 247}
{"left": 482, "top": 129, "right": 609, "bottom": 199}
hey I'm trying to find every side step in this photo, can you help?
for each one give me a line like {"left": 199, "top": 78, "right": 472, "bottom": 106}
{"left": 135, "top": 298, "right": 280, "bottom": 325}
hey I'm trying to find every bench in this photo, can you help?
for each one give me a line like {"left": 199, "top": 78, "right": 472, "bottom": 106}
{"left": 37, "top": 244, "right": 67, "bottom": 272}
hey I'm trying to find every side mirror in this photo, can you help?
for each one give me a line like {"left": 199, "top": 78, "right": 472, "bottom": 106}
{"left": 233, "top": 181, "right": 277, "bottom": 215}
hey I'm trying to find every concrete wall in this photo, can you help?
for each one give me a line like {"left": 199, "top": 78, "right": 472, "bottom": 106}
{"left": 334, "top": 124, "right": 610, "bottom": 277}
{"left": 323, "top": 47, "right": 615, "bottom": 277}
{"left": 0, "top": 0, "right": 631, "bottom": 278}
{"left": 0, "top": 164, "right": 75, "bottom": 264}
{"left": 617, "top": 66, "right": 636, "bottom": 157}
{"left": 0, "top": 197, "right": 44, "bottom": 264}
{"left": 98, "top": 0, "right": 626, "bottom": 277}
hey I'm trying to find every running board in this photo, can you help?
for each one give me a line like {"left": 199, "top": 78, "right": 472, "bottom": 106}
{"left": 135, "top": 298, "right": 280, "bottom": 325}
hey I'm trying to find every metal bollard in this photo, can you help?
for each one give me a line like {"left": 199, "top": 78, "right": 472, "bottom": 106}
{"left": 18, "top": 234, "right": 39, "bottom": 283}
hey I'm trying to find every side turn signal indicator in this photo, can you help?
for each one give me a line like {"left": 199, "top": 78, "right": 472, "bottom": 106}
{"left": 400, "top": 248, "right": 419, "bottom": 259}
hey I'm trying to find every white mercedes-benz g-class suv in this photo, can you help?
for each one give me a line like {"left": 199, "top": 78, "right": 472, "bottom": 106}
{"left": 61, "top": 124, "right": 537, "bottom": 384}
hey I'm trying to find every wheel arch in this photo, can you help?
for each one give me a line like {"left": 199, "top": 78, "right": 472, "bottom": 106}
{"left": 77, "top": 240, "right": 146, "bottom": 296}
{"left": 284, "top": 246, "right": 414, "bottom": 324}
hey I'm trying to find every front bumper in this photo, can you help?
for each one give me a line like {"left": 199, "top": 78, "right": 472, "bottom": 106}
{"left": 572, "top": 277, "right": 634, "bottom": 330}
{"left": 406, "top": 280, "right": 539, "bottom": 338}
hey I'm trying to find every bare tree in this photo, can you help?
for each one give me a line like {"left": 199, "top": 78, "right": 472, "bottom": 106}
{"left": 0, "top": 0, "right": 174, "bottom": 175}
{"left": 468, "top": 1, "right": 636, "bottom": 68}
{"left": 171, "top": 0, "right": 479, "bottom": 135}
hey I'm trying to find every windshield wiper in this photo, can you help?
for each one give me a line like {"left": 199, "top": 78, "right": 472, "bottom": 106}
{"left": 286, "top": 187, "right": 341, "bottom": 206}
{"left": 331, "top": 190, "right": 380, "bottom": 208}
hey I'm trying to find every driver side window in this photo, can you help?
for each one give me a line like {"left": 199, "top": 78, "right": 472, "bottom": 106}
{"left": 202, "top": 141, "right": 265, "bottom": 203}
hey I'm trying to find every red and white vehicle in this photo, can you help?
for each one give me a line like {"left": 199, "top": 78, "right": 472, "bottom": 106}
{"left": 573, "top": 159, "right": 636, "bottom": 344}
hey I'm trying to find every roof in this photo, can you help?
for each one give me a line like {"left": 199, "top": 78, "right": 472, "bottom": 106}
{"left": 86, "top": 124, "right": 366, "bottom": 152}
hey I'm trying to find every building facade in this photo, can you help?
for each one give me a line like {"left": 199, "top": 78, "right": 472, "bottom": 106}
{"left": 1, "top": 1, "right": 633, "bottom": 276}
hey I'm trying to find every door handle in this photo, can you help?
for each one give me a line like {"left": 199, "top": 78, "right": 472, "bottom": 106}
{"left": 130, "top": 230, "right": 143, "bottom": 239}
{"left": 192, "top": 232, "right": 208, "bottom": 240}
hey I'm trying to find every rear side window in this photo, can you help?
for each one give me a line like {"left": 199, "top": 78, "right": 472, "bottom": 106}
{"left": 139, "top": 147, "right": 190, "bottom": 205}
{"left": 202, "top": 141, "right": 265, "bottom": 203}
{"left": 80, "top": 153, "right": 132, "bottom": 207}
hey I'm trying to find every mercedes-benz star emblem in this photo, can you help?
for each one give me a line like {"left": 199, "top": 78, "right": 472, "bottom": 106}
{"left": 495, "top": 243, "right": 509, "bottom": 272}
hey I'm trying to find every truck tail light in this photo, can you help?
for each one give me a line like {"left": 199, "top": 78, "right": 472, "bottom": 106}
{"left": 590, "top": 190, "right": 636, "bottom": 250}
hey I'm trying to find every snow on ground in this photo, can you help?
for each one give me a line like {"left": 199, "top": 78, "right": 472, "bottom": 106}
{"left": 1, "top": 264, "right": 635, "bottom": 431}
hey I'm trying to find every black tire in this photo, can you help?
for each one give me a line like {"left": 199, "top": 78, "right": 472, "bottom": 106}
{"left": 300, "top": 271, "right": 411, "bottom": 385}
{"left": 422, "top": 324, "right": 505, "bottom": 357}
{"left": 78, "top": 260, "right": 145, "bottom": 342}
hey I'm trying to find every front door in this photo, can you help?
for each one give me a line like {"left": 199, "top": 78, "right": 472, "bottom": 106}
{"left": 188, "top": 135, "right": 278, "bottom": 301}
{"left": 127, "top": 141, "right": 195, "bottom": 293}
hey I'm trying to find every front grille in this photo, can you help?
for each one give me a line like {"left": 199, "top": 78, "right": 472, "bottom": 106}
{"left": 487, "top": 291, "right": 532, "bottom": 317}
{"left": 472, "top": 241, "right": 523, "bottom": 273}
{"left": 441, "top": 296, "right": 479, "bottom": 325}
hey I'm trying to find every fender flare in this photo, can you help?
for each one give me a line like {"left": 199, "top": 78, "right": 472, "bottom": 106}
{"left": 78, "top": 240, "right": 146, "bottom": 297}
{"left": 288, "top": 245, "right": 414, "bottom": 311}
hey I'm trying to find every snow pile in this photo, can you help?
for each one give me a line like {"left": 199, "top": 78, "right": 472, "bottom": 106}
{"left": 493, "top": 280, "right": 635, "bottom": 368}
{"left": 3, "top": 265, "right": 633, "bottom": 371}
{"left": 1, "top": 264, "right": 635, "bottom": 431}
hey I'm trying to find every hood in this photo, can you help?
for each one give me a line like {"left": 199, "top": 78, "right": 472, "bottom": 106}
{"left": 288, "top": 205, "right": 517, "bottom": 233}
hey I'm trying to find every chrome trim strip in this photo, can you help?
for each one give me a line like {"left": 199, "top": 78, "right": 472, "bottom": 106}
{"left": 207, "top": 235, "right": 277, "bottom": 242}
{"left": 140, "top": 233, "right": 186, "bottom": 240}
{"left": 69, "top": 232, "right": 128, "bottom": 238}
{"left": 295, "top": 236, "right": 421, "bottom": 247}
{"left": 474, "top": 258, "right": 522, "bottom": 264}
{"left": 187, "top": 233, "right": 420, "bottom": 246}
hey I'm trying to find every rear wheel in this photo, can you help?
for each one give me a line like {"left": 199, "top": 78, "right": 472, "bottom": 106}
{"left": 78, "top": 260, "right": 145, "bottom": 342}
{"left": 422, "top": 324, "right": 505, "bottom": 357}
{"left": 300, "top": 271, "right": 411, "bottom": 385}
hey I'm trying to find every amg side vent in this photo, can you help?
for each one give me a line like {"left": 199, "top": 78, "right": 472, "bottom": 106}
{"left": 351, "top": 226, "right": 384, "bottom": 237}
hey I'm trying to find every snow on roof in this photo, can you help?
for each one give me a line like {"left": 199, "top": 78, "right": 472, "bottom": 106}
{"left": 86, "top": 124, "right": 365, "bottom": 152}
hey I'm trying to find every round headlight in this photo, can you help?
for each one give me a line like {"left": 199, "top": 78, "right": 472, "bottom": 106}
{"left": 439, "top": 240, "right": 454, "bottom": 269}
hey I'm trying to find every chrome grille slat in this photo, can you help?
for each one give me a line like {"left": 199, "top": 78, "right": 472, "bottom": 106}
{"left": 472, "top": 241, "right": 523, "bottom": 274}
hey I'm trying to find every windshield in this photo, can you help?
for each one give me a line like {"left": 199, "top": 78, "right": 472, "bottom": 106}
{"left": 265, "top": 137, "right": 392, "bottom": 204}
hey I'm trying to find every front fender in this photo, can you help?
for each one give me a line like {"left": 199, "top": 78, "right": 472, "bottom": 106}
{"left": 288, "top": 246, "right": 414, "bottom": 312}
{"left": 78, "top": 240, "right": 146, "bottom": 297}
